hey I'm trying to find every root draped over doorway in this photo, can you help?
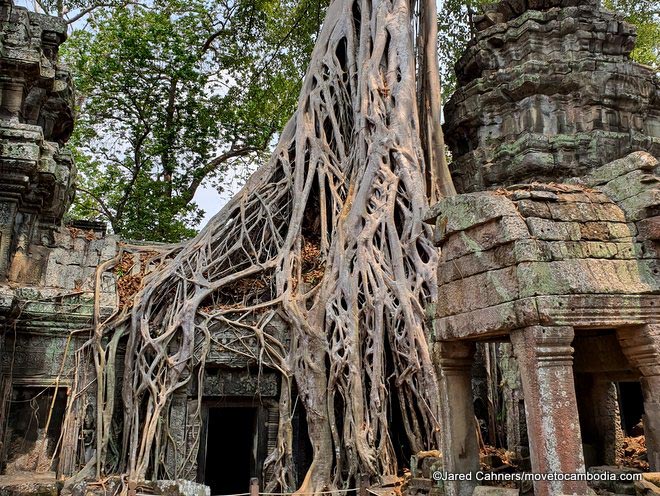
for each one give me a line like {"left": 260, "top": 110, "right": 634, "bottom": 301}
{"left": 75, "top": 0, "right": 455, "bottom": 491}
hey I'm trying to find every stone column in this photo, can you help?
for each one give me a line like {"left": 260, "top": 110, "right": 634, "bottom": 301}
{"left": 164, "top": 394, "right": 189, "bottom": 478}
{"left": 589, "top": 380, "right": 623, "bottom": 466}
{"left": 434, "top": 341, "right": 479, "bottom": 496}
{"left": 510, "top": 326, "right": 589, "bottom": 496}
{"left": 575, "top": 375, "right": 624, "bottom": 466}
{"left": 498, "top": 342, "right": 528, "bottom": 460}
{"left": 0, "top": 201, "right": 17, "bottom": 279}
{"left": 617, "top": 324, "right": 660, "bottom": 470}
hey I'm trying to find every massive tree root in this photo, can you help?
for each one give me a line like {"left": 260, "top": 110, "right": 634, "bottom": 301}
{"left": 80, "top": 0, "right": 454, "bottom": 491}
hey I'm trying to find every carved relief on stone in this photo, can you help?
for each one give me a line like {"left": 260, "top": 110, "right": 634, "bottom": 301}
{"left": 203, "top": 370, "right": 279, "bottom": 397}
{"left": 0, "top": 0, "right": 76, "bottom": 282}
{"left": 0, "top": 333, "right": 77, "bottom": 379}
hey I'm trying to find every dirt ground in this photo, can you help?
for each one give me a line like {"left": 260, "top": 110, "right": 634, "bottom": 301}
{"left": 0, "top": 470, "right": 57, "bottom": 485}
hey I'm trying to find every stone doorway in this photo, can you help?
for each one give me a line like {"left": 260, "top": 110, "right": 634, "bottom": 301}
{"left": 200, "top": 403, "right": 259, "bottom": 495}
{"left": 2, "top": 385, "right": 67, "bottom": 474}
{"left": 572, "top": 328, "right": 648, "bottom": 468}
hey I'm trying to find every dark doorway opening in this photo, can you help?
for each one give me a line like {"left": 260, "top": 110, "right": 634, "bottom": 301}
{"left": 3, "top": 386, "right": 67, "bottom": 473}
{"left": 384, "top": 335, "right": 414, "bottom": 472}
{"left": 204, "top": 407, "right": 257, "bottom": 495}
{"left": 291, "top": 400, "right": 313, "bottom": 486}
{"left": 618, "top": 381, "right": 645, "bottom": 435}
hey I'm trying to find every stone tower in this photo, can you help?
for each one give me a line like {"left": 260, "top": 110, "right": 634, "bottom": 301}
{"left": 443, "top": 0, "right": 659, "bottom": 192}
{"left": 0, "top": 0, "right": 75, "bottom": 280}
{"left": 428, "top": 1, "right": 660, "bottom": 495}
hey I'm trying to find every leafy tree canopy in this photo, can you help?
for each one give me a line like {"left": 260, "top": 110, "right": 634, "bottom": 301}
{"left": 59, "top": 0, "right": 656, "bottom": 242}
{"left": 64, "top": 0, "right": 325, "bottom": 242}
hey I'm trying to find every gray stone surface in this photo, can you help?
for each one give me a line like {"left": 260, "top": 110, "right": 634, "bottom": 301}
{"left": 471, "top": 487, "right": 518, "bottom": 495}
{"left": 154, "top": 480, "right": 211, "bottom": 496}
{"left": 0, "top": 0, "right": 76, "bottom": 280}
{"left": 0, "top": 0, "right": 122, "bottom": 482}
{"left": 443, "top": 0, "right": 660, "bottom": 193}
{"left": 428, "top": 1, "right": 660, "bottom": 494}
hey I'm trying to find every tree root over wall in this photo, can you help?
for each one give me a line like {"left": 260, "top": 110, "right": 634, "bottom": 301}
{"left": 72, "top": 0, "right": 455, "bottom": 492}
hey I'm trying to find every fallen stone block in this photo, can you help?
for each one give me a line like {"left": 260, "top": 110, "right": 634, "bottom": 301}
{"left": 407, "top": 477, "right": 434, "bottom": 491}
{"left": 379, "top": 475, "right": 400, "bottom": 487}
{"left": 154, "top": 480, "right": 210, "bottom": 496}
{"left": 635, "top": 479, "right": 660, "bottom": 494}
{"left": 0, "top": 479, "right": 60, "bottom": 496}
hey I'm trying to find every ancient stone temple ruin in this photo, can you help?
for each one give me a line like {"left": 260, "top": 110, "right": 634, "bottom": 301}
{"left": 427, "top": 0, "right": 659, "bottom": 494}
{"left": 0, "top": 2, "right": 291, "bottom": 493}
{"left": 0, "top": 0, "right": 658, "bottom": 493}
{"left": 0, "top": 0, "right": 117, "bottom": 480}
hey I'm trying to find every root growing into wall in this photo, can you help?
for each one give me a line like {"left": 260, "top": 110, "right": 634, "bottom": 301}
{"left": 75, "top": 0, "right": 455, "bottom": 491}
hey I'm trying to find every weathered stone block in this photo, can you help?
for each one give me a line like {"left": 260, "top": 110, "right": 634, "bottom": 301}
{"left": 617, "top": 189, "right": 660, "bottom": 221}
{"left": 637, "top": 216, "right": 660, "bottom": 240}
{"left": 526, "top": 217, "right": 581, "bottom": 241}
{"left": 540, "top": 240, "right": 586, "bottom": 260}
{"left": 581, "top": 241, "right": 618, "bottom": 259}
{"left": 440, "top": 216, "right": 530, "bottom": 261}
{"left": 547, "top": 201, "right": 599, "bottom": 222}
{"left": 592, "top": 201, "right": 628, "bottom": 222}
{"left": 517, "top": 259, "right": 653, "bottom": 296}
{"left": 438, "top": 239, "right": 544, "bottom": 284}
{"left": 599, "top": 169, "right": 656, "bottom": 201}
{"left": 515, "top": 199, "right": 552, "bottom": 218}
{"left": 0, "top": 479, "right": 60, "bottom": 496}
{"left": 580, "top": 151, "right": 657, "bottom": 186}
{"left": 472, "top": 487, "right": 519, "bottom": 495}
{"left": 438, "top": 265, "right": 519, "bottom": 315}
{"left": 154, "top": 480, "right": 210, "bottom": 496}
{"left": 426, "top": 193, "right": 520, "bottom": 235}
{"left": 432, "top": 297, "right": 540, "bottom": 339}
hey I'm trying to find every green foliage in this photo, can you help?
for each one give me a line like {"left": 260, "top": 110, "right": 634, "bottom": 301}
{"left": 64, "top": 0, "right": 324, "bottom": 242}
{"left": 30, "top": 0, "right": 136, "bottom": 23}
{"left": 604, "top": 0, "right": 659, "bottom": 68}
{"left": 437, "top": 0, "right": 492, "bottom": 100}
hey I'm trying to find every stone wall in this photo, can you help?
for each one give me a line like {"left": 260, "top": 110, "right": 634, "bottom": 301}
{"left": 428, "top": 0, "right": 660, "bottom": 493}
{"left": 0, "top": 0, "right": 77, "bottom": 277}
{"left": 0, "top": 0, "right": 123, "bottom": 477}
{"left": 0, "top": 2, "right": 283, "bottom": 485}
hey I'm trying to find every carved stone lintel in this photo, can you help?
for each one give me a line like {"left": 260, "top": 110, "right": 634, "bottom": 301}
{"left": 203, "top": 370, "right": 278, "bottom": 397}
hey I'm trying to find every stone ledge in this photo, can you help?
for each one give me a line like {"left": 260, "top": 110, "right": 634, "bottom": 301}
{"left": 430, "top": 294, "right": 660, "bottom": 340}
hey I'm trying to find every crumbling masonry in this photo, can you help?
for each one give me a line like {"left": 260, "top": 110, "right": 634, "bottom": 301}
{"left": 0, "top": 0, "right": 658, "bottom": 493}
{"left": 0, "top": 2, "right": 285, "bottom": 492}
{"left": 427, "top": 0, "right": 659, "bottom": 495}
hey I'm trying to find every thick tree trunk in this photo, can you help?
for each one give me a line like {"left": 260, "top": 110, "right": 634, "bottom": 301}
{"left": 81, "top": 0, "right": 454, "bottom": 490}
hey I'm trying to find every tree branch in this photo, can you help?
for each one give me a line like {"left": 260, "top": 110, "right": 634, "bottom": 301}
{"left": 76, "top": 186, "right": 116, "bottom": 225}
{"left": 183, "top": 146, "right": 260, "bottom": 203}
{"left": 65, "top": 1, "right": 139, "bottom": 24}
